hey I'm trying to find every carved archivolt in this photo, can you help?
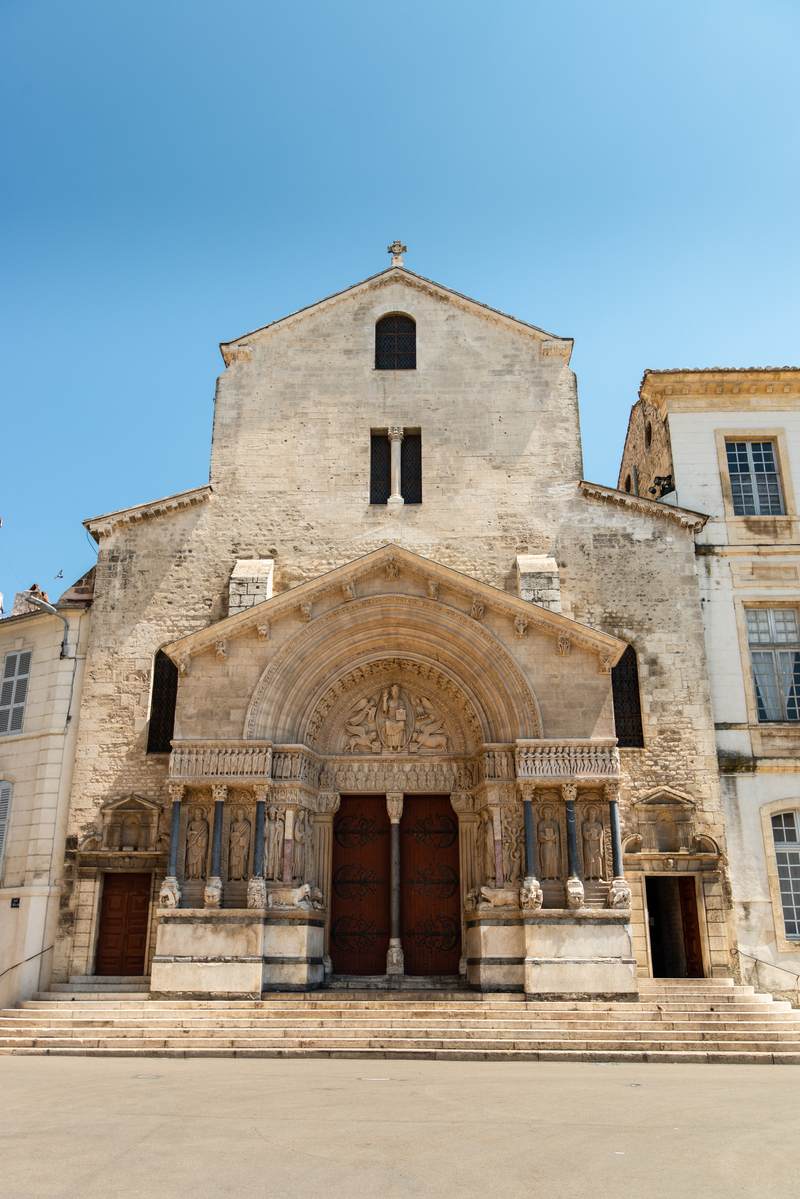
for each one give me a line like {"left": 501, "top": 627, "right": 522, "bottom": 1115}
{"left": 244, "top": 594, "right": 542, "bottom": 743}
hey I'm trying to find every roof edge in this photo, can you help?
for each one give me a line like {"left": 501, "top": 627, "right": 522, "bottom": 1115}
{"left": 579, "top": 480, "right": 708, "bottom": 532}
{"left": 84, "top": 485, "right": 212, "bottom": 541}
{"left": 219, "top": 266, "right": 572, "bottom": 364}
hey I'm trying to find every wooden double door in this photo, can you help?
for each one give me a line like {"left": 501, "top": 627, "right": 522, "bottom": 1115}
{"left": 95, "top": 872, "right": 151, "bottom": 976}
{"left": 330, "top": 794, "right": 460, "bottom": 976}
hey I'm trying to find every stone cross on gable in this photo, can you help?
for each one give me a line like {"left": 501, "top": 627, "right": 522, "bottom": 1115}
{"left": 388, "top": 240, "right": 407, "bottom": 266}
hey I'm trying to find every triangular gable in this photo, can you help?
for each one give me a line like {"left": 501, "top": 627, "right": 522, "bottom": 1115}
{"left": 220, "top": 266, "right": 572, "bottom": 365}
{"left": 162, "top": 544, "right": 625, "bottom": 669}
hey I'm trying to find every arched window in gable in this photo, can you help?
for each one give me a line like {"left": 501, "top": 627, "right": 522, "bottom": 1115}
{"left": 771, "top": 811, "right": 800, "bottom": 940}
{"left": 146, "top": 649, "right": 178, "bottom": 754}
{"left": 612, "top": 644, "right": 645, "bottom": 748}
{"left": 375, "top": 313, "right": 416, "bottom": 370}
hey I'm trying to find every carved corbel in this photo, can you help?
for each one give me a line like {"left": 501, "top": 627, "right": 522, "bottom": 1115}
{"left": 514, "top": 614, "right": 528, "bottom": 638}
{"left": 215, "top": 640, "right": 227, "bottom": 661}
{"left": 177, "top": 655, "right": 191, "bottom": 677}
{"left": 557, "top": 634, "right": 571, "bottom": 656}
{"left": 599, "top": 655, "right": 614, "bottom": 674}
{"left": 342, "top": 581, "right": 357, "bottom": 602}
{"left": 427, "top": 579, "right": 440, "bottom": 601}
{"left": 300, "top": 602, "right": 313, "bottom": 622}
{"left": 256, "top": 623, "right": 270, "bottom": 641}
{"left": 470, "top": 599, "right": 485, "bottom": 621}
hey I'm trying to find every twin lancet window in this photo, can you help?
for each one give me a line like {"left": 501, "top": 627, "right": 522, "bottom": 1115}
{"left": 370, "top": 428, "right": 422, "bottom": 505}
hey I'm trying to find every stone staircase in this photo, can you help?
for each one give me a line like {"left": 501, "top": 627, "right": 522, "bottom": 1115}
{"left": 2, "top": 978, "right": 799, "bottom": 1062}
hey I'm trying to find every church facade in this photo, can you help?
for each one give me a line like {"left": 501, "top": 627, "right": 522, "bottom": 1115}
{"left": 46, "top": 252, "right": 735, "bottom": 997}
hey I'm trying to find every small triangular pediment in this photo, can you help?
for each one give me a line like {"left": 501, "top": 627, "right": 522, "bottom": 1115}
{"left": 162, "top": 544, "right": 625, "bottom": 670}
{"left": 100, "top": 793, "right": 162, "bottom": 814}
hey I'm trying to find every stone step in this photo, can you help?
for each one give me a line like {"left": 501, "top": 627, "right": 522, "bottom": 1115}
{"left": 3, "top": 1045, "right": 800, "bottom": 1064}
{"left": 20, "top": 998, "right": 795, "bottom": 1015}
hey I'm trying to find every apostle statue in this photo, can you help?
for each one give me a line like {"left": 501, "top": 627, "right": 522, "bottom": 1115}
{"left": 185, "top": 808, "right": 209, "bottom": 880}
{"left": 293, "top": 809, "right": 308, "bottom": 883}
{"left": 477, "top": 807, "right": 496, "bottom": 886}
{"left": 266, "top": 804, "right": 285, "bottom": 880}
{"left": 537, "top": 805, "right": 561, "bottom": 880}
{"left": 228, "top": 807, "right": 251, "bottom": 881}
{"left": 582, "top": 804, "right": 605, "bottom": 880}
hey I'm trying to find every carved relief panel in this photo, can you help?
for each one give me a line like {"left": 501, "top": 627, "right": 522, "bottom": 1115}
{"left": 342, "top": 684, "right": 450, "bottom": 754}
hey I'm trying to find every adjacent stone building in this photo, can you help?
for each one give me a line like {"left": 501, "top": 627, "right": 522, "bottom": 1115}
{"left": 620, "top": 368, "right": 800, "bottom": 1001}
{"left": 7, "top": 251, "right": 740, "bottom": 998}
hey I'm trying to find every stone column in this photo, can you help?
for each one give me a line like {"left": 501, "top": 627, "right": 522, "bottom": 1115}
{"left": 451, "top": 792, "right": 476, "bottom": 974}
{"left": 204, "top": 784, "right": 226, "bottom": 908}
{"left": 316, "top": 792, "right": 340, "bottom": 976}
{"left": 247, "top": 784, "right": 269, "bottom": 909}
{"left": 386, "top": 793, "right": 404, "bottom": 974}
{"left": 491, "top": 805, "right": 504, "bottom": 888}
{"left": 387, "top": 426, "right": 404, "bottom": 510}
{"left": 519, "top": 783, "right": 543, "bottom": 911}
{"left": 605, "top": 781, "right": 632, "bottom": 908}
{"left": 158, "top": 783, "right": 183, "bottom": 908}
{"left": 563, "top": 782, "right": 584, "bottom": 909}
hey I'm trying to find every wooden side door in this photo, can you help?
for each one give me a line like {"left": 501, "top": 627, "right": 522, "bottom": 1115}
{"left": 401, "top": 795, "right": 461, "bottom": 976}
{"left": 679, "top": 876, "right": 705, "bottom": 978}
{"left": 95, "top": 873, "right": 152, "bottom": 976}
{"left": 330, "top": 796, "right": 390, "bottom": 975}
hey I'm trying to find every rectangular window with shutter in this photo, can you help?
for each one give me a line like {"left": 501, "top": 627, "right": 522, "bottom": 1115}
{"left": 370, "top": 433, "right": 391, "bottom": 504}
{"left": 0, "top": 651, "right": 31, "bottom": 736}
{"left": 0, "top": 781, "right": 11, "bottom": 871}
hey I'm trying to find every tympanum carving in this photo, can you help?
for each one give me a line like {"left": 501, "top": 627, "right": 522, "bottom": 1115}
{"left": 341, "top": 684, "right": 451, "bottom": 755}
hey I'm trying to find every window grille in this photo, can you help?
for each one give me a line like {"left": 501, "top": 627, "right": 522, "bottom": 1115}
{"left": 0, "top": 651, "right": 31, "bottom": 736}
{"left": 146, "top": 650, "right": 178, "bottom": 753}
{"left": 725, "top": 440, "right": 784, "bottom": 516}
{"left": 401, "top": 433, "right": 422, "bottom": 504}
{"left": 375, "top": 314, "right": 416, "bottom": 370}
{"left": 747, "top": 608, "right": 800, "bottom": 722}
{"left": 772, "top": 811, "right": 800, "bottom": 939}
{"left": 0, "top": 781, "right": 11, "bottom": 871}
{"left": 611, "top": 645, "right": 645, "bottom": 747}
{"left": 370, "top": 434, "right": 392, "bottom": 504}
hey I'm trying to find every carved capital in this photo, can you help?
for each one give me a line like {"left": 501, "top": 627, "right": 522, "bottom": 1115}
{"left": 211, "top": 784, "right": 228, "bottom": 805}
{"left": 246, "top": 876, "right": 267, "bottom": 909}
{"left": 450, "top": 792, "right": 474, "bottom": 815}
{"left": 253, "top": 783, "right": 271, "bottom": 804}
{"left": 519, "top": 876, "right": 543, "bottom": 911}
{"left": 317, "top": 791, "right": 341, "bottom": 815}
{"left": 158, "top": 876, "right": 181, "bottom": 908}
{"left": 388, "top": 426, "right": 404, "bottom": 443}
{"left": 599, "top": 655, "right": 614, "bottom": 674}
{"left": 517, "top": 781, "right": 536, "bottom": 804}
{"left": 562, "top": 782, "right": 577, "bottom": 805}
{"left": 167, "top": 782, "right": 184, "bottom": 804}
{"left": 608, "top": 877, "right": 632, "bottom": 909}
{"left": 565, "top": 875, "right": 584, "bottom": 909}
{"left": 386, "top": 793, "right": 404, "bottom": 824}
{"left": 603, "top": 780, "right": 620, "bottom": 804}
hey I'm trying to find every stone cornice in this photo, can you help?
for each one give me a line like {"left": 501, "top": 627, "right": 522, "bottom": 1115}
{"left": 163, "top": 544, "right": 626, "bottom": 670}
{"left": 640, "top": 368, "right": 800, "bottom": 411}
{"left": 579, "top": 480, "right": 708, "bottom": 533}
{"left": 220, "top": 267, "right": 572, "bottom": 364}
{"left": 84, "top": 485, "right": 212, "bottom": 541}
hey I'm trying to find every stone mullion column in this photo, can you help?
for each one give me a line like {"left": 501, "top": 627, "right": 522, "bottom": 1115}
{"left": 491, "top": 805, "right": 504, "bottom": 888}
{"left": 158, "top": 783, "right": 184, "bottom": 908}
{"left": 605, "top": 781, "right": 632, "bottom": 908}
{"left": 562, "top": 782, "right": 584, "bottom": 910}
{"left": 247, "top": 784, "right": 269, "bottom": 908}
{"left": 386, "top": 794, "right": 404, "bottom": 975}
{"left": 315, "top": 793, "right": 340, "bottom": 976}
{"left": 451, "top": 793, "right": 475, "bottom": 975}
{"left": 387, "top": 426, "right": 404, "bottom": 509}
{"left": 204, "top": 784, "right": 226, "bottom": 908}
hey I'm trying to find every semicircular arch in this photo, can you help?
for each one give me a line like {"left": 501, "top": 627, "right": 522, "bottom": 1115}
{"left": 244, "top": 595, "right": 541, "bottom": 745}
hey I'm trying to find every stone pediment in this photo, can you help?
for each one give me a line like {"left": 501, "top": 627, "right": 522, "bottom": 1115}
{"left": 162, "top": 544, "right": 626, "bottom": 674}
{"left": 220, "top": 266, "right": 571, "bottom": 365}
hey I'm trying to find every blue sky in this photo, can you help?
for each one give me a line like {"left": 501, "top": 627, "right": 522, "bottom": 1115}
{"left": 2, "top": 0, "right": 799, "bottom": 606}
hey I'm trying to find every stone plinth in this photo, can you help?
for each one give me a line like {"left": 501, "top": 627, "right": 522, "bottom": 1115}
{"left": 151, "top": 908, "right": 324, "bottom": 996}
{"left": 466, "top": 908, "right": 638, "bottom": 998}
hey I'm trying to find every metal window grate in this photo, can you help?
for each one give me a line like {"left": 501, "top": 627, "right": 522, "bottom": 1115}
{"left": 747, "top": 608, "right": 800, "bottom": 722}
{"left": 0, "top": 650, "right": 31, "bottom": 736}
{"left": 772, "top": 812, "right": 800, "bottom": 939}
{"left": 401, "top": 433, "right": 422, "bottom": 504}
{"left": 611, "top": 645, "right": 645, "bottom": 747}
{"left": 146, "top": 650, "right": 178, "bottom": 753}
{"left": 375, "top": 314, "right": 416, "bottom": 370}
{"left": 726, "top": 440, "right": 784, "bottom": 516}
{"left": 370, "top": 434, "right": 391, "bottom": 504}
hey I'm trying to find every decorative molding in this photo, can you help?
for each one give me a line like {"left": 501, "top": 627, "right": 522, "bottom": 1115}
{"left": 579, "top": 480, "right": 707, "bottom": 533}
{"left": 515, "top": 740, "right": 620, "bottom": 781}
{"left": 84, "top": 485, "right": 212, "bottom": 541}
{"left": 170, "top": 741, "right": 273, "bottom": 783}
{"left": 319, "top": 755, "right": 477, "bottom": 795}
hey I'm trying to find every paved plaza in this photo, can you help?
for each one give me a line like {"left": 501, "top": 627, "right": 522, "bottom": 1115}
{"left": 1, "top": 1058, "right": 797, "bottom": 1198}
